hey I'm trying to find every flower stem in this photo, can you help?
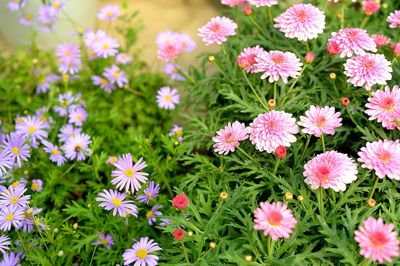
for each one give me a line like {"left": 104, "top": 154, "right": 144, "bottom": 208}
{"left": 248, "top": 15, "right": 265, "bottom": 35}
{"left": 368, "top": 176, "right": 380, "bottom": 200}
{"left": 282, "top": 65, "right": 307, "bottom": 103}
{"left": 360, "top": 16, "right": 370, "bottom": 28}
{"left": 237, "top": 146, "right": 258, "bottom": 164}
{"left": 305, "top": 41, "right": 310, "bottom": 51}
{"left": 181, "top": 242, "right": 190, "bottom": 264}
{"left": 273, "top": 81, "right": 277, "bottom": 103}
{"left": 89, "top": 244, "right": 98, "bottom": 266}
{"left": 340, "top": 3, "right": 345, "bottom": 28}
{"left": 273, "top": 158, "right": 280, "bottom": 175}
{"left": 267, "top": 236, "right": 275, "bottom": 259}
{"left": 242, "top": 70, "right": 268, "bottom": 110}
{"left": 301, "top": 135, "right": 311, "bottom": 159}
{"left": 321, "top": 134, "right": 326, "bottom": 152}
{"left": 318, "top": 187, "right": 324, "bottom": 216}
{"left": 267, "top": 8, "right": 273, "bottom": 23}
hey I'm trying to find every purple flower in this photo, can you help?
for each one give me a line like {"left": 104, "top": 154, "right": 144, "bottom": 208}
{"left": 62, "top": 133, "right": 91, "bottom": 161}
{"left": 0, "top": 151, "right": 13, "bottom": 177}
{"left": 53, "top": 92, "right": 82, "bottom": 117}
{"left": 92, "top": 75, "right": 116, "bottom": 93}
{"left": 103, "top": 65, "right": 128, "bottom": 88}
{"left": 179, "top": 33, "right": 196, "bottom": 52}
{"left": 0, "top": 252, "right": 21, "bottom": 265}
{"left": 164, "top": 63, "right": 185, "bottom": 81}
{"left": 0, "top": 235, "right": 11, "bottom": 254}
{"left": 116, "top": 53, "right": 132, "bottom": 64}
{"left": 92, "top": 233, "right": 114, "bottom": 249}
{"left": 68, "top": 107, "right": 87, "bottom": 127}
{"left": 20, "top": 207, "right": 43, "bottom": 233}
{"left": 38, "top": 4, "right": 57, "bottom": 31}
{"left": 159, "top": 218, "right": 172, "bottom": 227}
{"left": 123, "top": 237, "right": 162, "bottom": 266}
{"left": 55, "top": 42, "right": 81, "bottom": 74}
{"left": 19, "top": 13, "right": 35, "bottom": 26}
{"left": 84, "top": 30, "right": 107, "bottom": 50}
{"left": 0, "top": 185, "right": 31, "bottom": 209}
{"left": 96, "top": 189, "right": 138, "bottom": 218}
{"left": 31, "top": 179, "right": 43, "bottom": 192}
{"left": 36, "top": 74, "right": 60, "bottom": 94}
{"left": 57, "top": 124, "right": 82, "bottom": 143}
{"left": 49, "top": 0, "right": 65, "bottom": 15}
{"left": 0, "top": 205, "right": 24, "bottom": 231}
{"left": 7, "top": 0, "right": 27, "bottom": 11}
{"left": 42, "top": 140, "right": 66, "bottom": 166}
{"left": 15, "top": 116, "right": 48, "bottom": 148}
{"left": 169, "top": 124, "right": 183, "bottom": 143}
{"left": 111, "top": 154, "right": 149, "bottom": 194}
{"left": 92, "top": 36, "right": 120, "bottom": 58}
{"left": 156, "top": 86, "right": 180, "bottom": 110}
{"left": 34, "top": 107, "right": 53, "bottom": 129}
{"left": 137, "top": 181, "right": 160, "bottom": 204}
{"left": 146, "top": 205, "right": 162, "bottom": 225}
{"left": 97, "top": 4, "right": 120, "bottom": 21}
{"left": 1, "top": 133, "right": 30, "bottom": 168}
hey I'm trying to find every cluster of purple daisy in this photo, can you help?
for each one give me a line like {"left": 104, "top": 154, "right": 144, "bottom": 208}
{"left": 55, "top": 42, "right": 82, "bottom": 75}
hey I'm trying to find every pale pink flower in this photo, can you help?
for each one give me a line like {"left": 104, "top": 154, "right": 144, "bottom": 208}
{"left": 327, "top": 28, "right": 377, "bottom": 58}
{"left": 253, "top": 202, "right": 297, "bottom": 240}
{"left": 221, "top": 0, "right": 247, "bottom": 7}
{"left": 358, "top": 140, "right": 400, "bottom": 180}
{"left": 157, "top": 40, "right": 184, "bottom": 62}
{"left": 156, "top": 86, "right": 180, "bottom": 110}
{"left": 274, "top": 4, "right": 326, "bottom": 41}
{"left": 371, "top": 34, "right": 391, "bottom": 48}
{"left": 212, "top": 121, "right": 248, "bottom": 155}
{"left": 387, "top": 10, "right": 400, "bottom": 28}
{"left": 365, "top": 85, "right": 400, "bottom": 130}
{"left": 355, "top": 217, "right": 400, "bottom": 264}
{"left": 254, "top": 50, "right": 303, "bottom": 83}
{"left": 304, "top": 151, "right": 358, "bottom": 192}
{"left": 344, "top": 53, "right": 392, "bottom": 91}
{"left": 298, "top": 106, "right": 342, "bottom": 137}
{"left": 362, "top": 1, "right": 380, "bottom": 16}
{"left": 249, "top": 111, "right": 299, "bottom": 153}
{"left": 237, "top": 45, "right": 265, "bottom": 73}
{"left": 97, "top": 4, "right": 120, "bottom": 21}
{"left": 198, "top": 16, "right": 238, "bottom": 46}
{"left": 248, "top": 0, "right": 277, "bottom": 7}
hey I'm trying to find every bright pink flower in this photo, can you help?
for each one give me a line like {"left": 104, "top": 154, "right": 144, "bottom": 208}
{"left": 355, "top": 217, "right": 400, "bottom": 264}
{"left": 371, "top": 34, "right": 391, "bottom": 48}
{"left": 254, "top": 50, "right": 302, "bottom": 83}
{"left": 365, "top": 85, "right": 400, "bottom": 130}
{"left": 327, "top": 40, "right": 340, "bottom": 55}
{"left": 298, "top": 105, "right": 342, "bottom": 137}
{"left": 305, "top": 52, "right": 315, "bottom": 64}
{"left": 243, "top": 6, "right": 252, "bottom": 15}
{"left": 221, "top": 0, "right": 247, "bottom": 7}
{"left": 198, "top": 16, "right": 238, "bottom": 46}
{"left": 358, "top": 139, "right": 400, "bottom": 180}
{"left": 344, "top": 53, "right": 392, "bottom": 91}
{"left": 304, "top": 151, "right": 358, "bottom": 192}
{"left": 254, "top": 202, "right": 297, "bottom": 240}
{"left": 274, "top": 4, "right": 325, "bottom": 41}
{"left": 248, "top": 0, "right": 278, "bottom": 7}
{"left": 237, "top": 45, "right": 265, "bottom": 73}
{"left": 172, "top": 193, "right": 189, "bottom": 209}
{"left": 249, "top": 111, "right": 299, "bottom": 153}
{"left": 173, "top": 228, "right": 185, "bottom": 240}
{"left": 392, "top": 43, "right": 400, "bottom": 58}
{"left": 362, "top": 1, "right": 380, "bottom": 16}
{"left": 275, "top": 146, "right": 286, "bottom": 159}
{"left": 327, "top": 28, "right": 377, "bottom": 58}
{"left": 212, "top": 121, "right": 248, "bottom": 155}
{"left": 387, "top": 10, "right": 400, "bottom": 28}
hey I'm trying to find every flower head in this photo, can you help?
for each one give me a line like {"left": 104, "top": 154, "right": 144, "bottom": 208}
{"left": 103, "top": 65, "right": 128, "bottom": 88}
{"left": 62, "top": 133, "right": 92, "bottom": 161}
{"left": 156, "top": 86, "right": 180, "bottom": 110}
{"left": 248, "top": 0, "right": 277, "bottom": 7}
{"left": 169, "top": 124, "right": 184, "bottom": 143}
{"left": 58, "top": 124, "right": 82, "bottom": 143}
{"left": 116, "top": 53, "right": 132, "bottom": 65}
{"left": 15, "top": 115, "right": 49, "bottom": 148}
{"left": 355, "top": 217, "right": 399, "bottom": 263}
{"left": 43, "top": 140, "right": 66, "bottom": 166}
{"left": 123, "top": 237, "right": 162, "bottom": 266}
{"left": 137, "top": 181, "right": 160, "bottom": 204}
{"left": 97, "top": 4, "right": 120, "bottom": 21}
{"left": 92, "top": 35, "right": 120, "bottom": 58}
{"left": 392, "top": 43, "right": 400, "bottom": 58}
{"left": 172, "top": 193, "right": 189, "bottom": 210}
{"left": 212, "top": 121, "right": 248, "bottom": 155}
{"left": 198, "top": 16, "right": 238, "bottom": 45}
{"left": 254, "top": 201, "right": 297, "bottom": 240}
{"left": 92, "top": 75, "right": 116, "bottom": 93}
{"left": 237, "top": 45, "right": 265, "bottom": 73}
{"left": 146, "top": 205, "right": 163, "bottom": 225}
{"left": 274, "top": 4, "right": 326, "bottom": 41}
{"left": 0, "top": 252, "right": 21, "bottom": 266}
{"left": 19, "top": 13, "right": 35, "bottom": 26}
{"left": 0, "top": 235, "right": 11, "bottom": 253}
{"left": 1, "top": 133, "right": 30, "bottom": 168}
{"left": 0, "top": 205, "right": 24, "bottom": 231}
{"left": 8, "top": 0, "right": 27, "bottom": 11}
{"left": 96, "top": 189, "right": 138, "bottom": 217}
{"left": 164, "top": 63, "right": 185, "bottom": 81}
{"left": 31, "top": 179, "right": 43, "bottom": 192}
{"left": 38, "top": 4, "right": 57, "bottom": 31}
{"left": 68, "top": 107, "right": 87, "bottom": 127}
{"left": 298, "top": 106, "right": 342, "bottom": 137}
{"left": 0, "top": 151, "right": 13, "bottom": 177}
{"left": 362, "top": 1, "right": 380, "bottom": 16}
{"left": 55, "top": 42, "right": 82, "bottom": 74}
{"left": 371, "top": 34, "right": 391, "bottom": 48}
{"left": 0, "top": 184, "right": 31, "bottom": 208}
{"left": 93, "top": 233, "right": 114, "bottom": 249}
{"left": 387, "top": 10, "right": 400, "bottom": 28}
{"left": 36, "top": 74, "right": 60, "bottom": 94}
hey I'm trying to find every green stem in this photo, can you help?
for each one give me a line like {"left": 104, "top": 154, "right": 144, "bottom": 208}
{"left": 368, "top": 176, "right": 380, "bottom": 200}
{"left": 89, "top": 244, "right": 98, "bottom": 266}
{"left": 273, "top": 159, "right": 280, "bottom": 175}
{"left": 305, "top": 41, "right": 310, "bottom": 51}
{"left": 359, "top": 258, "right": 371, "bottom": 266}
{"left": 221, "top": 44, "right": 233, "bottom": 75}
{"left": 340, "top": 3, "right": 345, "bottom": 28}
{"left": 360, "top": 16, "right": 370, "bottom": 28}
{"left": 248, "top": 15, "right": 265, "bottom": 35}
{"left": 237, "top": 146, "right": 259, "bottom": 165}
{"left": 267, "top": 236, "right": 275, "bottom": 259}
{"left": 282, "top": 65, "right": 307, "bottom": 103}
{"left": 318, "top": 188, "right": 324, "bottom": 216}
{"left": 301, "top": 135, "right": 311, "bottom": 159}
{"left": 394, "top": 117, "right": 400, "bottom": 127}
{"left": 267, "top": 7, "right": 273, "bottom": 23}
{"left": 176, "top": 66, "right": 195, "bottom": 84}
{"left": 273, "top": 81, "right": 277, "bottom": 103}
{"left": 242, "top": 70, "right": 268, "bottom": 110}
{"left": 61, "top": 162, "right": 76, "bottom": 178}
{"left": 321, "top": 134, "right": 326, "bottom": 152}
{"left": 181, "top": 242, "right": 190, "bottom": 264}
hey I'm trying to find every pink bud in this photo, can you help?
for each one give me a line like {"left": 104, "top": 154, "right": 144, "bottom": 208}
{"left": 275, "top": 146, "right": 287, "bottom": 159}
{"left": 327, "top": 40, "right": 339, "bottom": 55}
{"left": 243, "top": 6, "right": 252, "bottom": 16}
{"left": 305, "top": 52, "right": 315, "bottom": 64}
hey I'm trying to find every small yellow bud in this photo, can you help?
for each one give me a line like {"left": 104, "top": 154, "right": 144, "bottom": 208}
{"left": 220, "top": 192, "right": 228, "bottom": 201}
{"left": 32, "top": 58, "right": 38, "bottom": 64}
{"left": 77, "top": 27, "right": 84, "bottom": 34}
{"left": 62, "top": 74, "right": 70, "bottom": 83}
{"left": 209, "top": 242, "right": 216, "bottom": 249}
{"left": 382, "top": 3, "right": 388, "bottom": 9}
{"left": 187, "top": 231, "right": 193, "bottom": 237}
{"left": 329, "top": 73, "right": 336, "bottom": 80}
{"left": 57, "top": 250, "right": 64, "bottom": 256}
{"left": 73, "top": 223, "right": 78, "bottom": 230}
{"left": 336, "top": 12, "right": 342, "bottom": 19}
{"left": 208, "top": 55, "right": 215, "bottom": 62}
{"left": 297, "top": 195, "right": 304, "bottom": 202}
{"left": 87, "top": 204, "right": 91, "bottom": 208}
{"left": 54, "top": 228, "right": 59, "bottom": 233}
{"left": 284, "top": 192, "right": 293, "bottom": 201}
{"left": 244, "top": 255, "right": 252, "bottom": 262}
{"left": 267, "top": 99, "right": 276, "bottom": 109}
{"left": 367, "top": 198, "right": 376, "bottom": 208}
{"left": 174, "top": 141, "right": 179, "bottom": 146}
{"left": 23, "top": 170, "right": 29, "bottom": 175}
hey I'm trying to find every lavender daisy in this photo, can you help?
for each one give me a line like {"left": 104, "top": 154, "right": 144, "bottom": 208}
{"left": 92, "top": 36, "right": 120, "bottom": 58}
{"left": 92, "top": 75, "right": 117, "bottom": 93}
{"left": 0, "top": 185, "right": 31, "bottom": 208}
{"left": 0, "top": 205, "right": 24, "bottom": 231}
{"left": 156, "top": 86, "right": 180, "bottom": 110}
{"left": 96, "top": 189, "right": 138, "bottom": 218}
{"left": 31, "top": 179, "right": 43, "bottom": 192}
{"left": 0, "top": 252, "right": 21, "bottom": 265}
{"left": 58, "top": 124, "right": 82, "bottom": 143}
{"left": 164, "top": 63, "right": 185, "bottom": 81}
{"left": 146, "top": 205, "right": 163, "bottom": 225}
{"left": 103, "top": 65, "right": 128, "bottom": 88}
{"left": 38, "top": 4, "right": 57, "bottom": 31}
{"left": 42, "top": 140, "right": 66, "bottom": 166}
{"left": 0, "top": 235, "right": 11, "bottom": 254}
{"left": 123, "top": 237, "right": 162, "bottom": 266}
{"left": 68, "top": 107, "right": 87, "bottom": 127}
{"left": 8, "top": 0, "right": 27, "bottom": 11}
{"left": 62, "top": 133, "right": 91, "bottom": 161}
{"left": 0, "top": 151, "right": 13, "bottom": 177}
{"left": 19, "top": 13, "right": 35, "bottom": 27}
{"left": 92, "top": 233, "right": 114, "bottom": 249}
{"left": 116, "top": 53, "right": 132, "bottom": 65}
{"left": 1, "top": 133, "right": 30, "bottom": 168}
{"left": 36, "top": 74, "right": 59, "bottom": 94}
{"left": 15, "top": 115, "right": 48, "bottom": 148}
{"left": 21, "top": 207, "right": 43, "bottom": 233}
{"left": 97, "top": 4, "right": 120, "bottom": 21}
{"left": 137, "top": 181, "right": 160, "bottom": 204}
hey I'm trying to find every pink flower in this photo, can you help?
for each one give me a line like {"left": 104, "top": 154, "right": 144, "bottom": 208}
{"left": 157, "top": 41, "right": 184, "bottom": 62}
{"left": 156, "top": 86, "right": 180, "bottom": 110}
{"left": 304, "top": 151, "right": 358, "bottom": 192}
{"left": 221, "top": 0, "right": 247, "bottom": 7}
{"left": 305, "top": 52, "right": 315, "bottom": 64}
{"left": 92, "top": 36, "right": 120, "bottom": 58}
{"left": 365, "top": 85, "right": 400, "bottom": 130}
{"left": 327, "top": 28, "right": 377, "bottom": 58}
{"left": 344, "top": 53, "right": 392, "bottom": 91}
{"left": 387, "top": 10, "right": 400, "bottom": 28}
{"left": 253, "top": 202, "right": 297, "bottom": 240}
{"left": 198, "top": 16, "right": 238, "bottom": 46}
{"left": 392, "top": 43, "right": 400, "bottom": 58}
{"left": 248, "top": 0, "right": 277, "bottom": 7}
{"left": 155, "top": 31, "right": 196, "bottom": 61}
{"left": 298, "top": 106, "right": 342, "bottom": 137}
{"left": 237, "top": 45, "right": 265, "bottom": 73}
{"left": 212, "top": 121, "right": 248, "bottom": 155}
{"left": 97, "top": 4, "right": 120, "bottom": 21}
{"left": 371, "top": 34, "right": 391, "bottom": 48}
{"left": 274, "top": 4, "right": 326, "bottom": 41}
{"left": 362, "top": 1, "right": 380, "bottom": 16}
{"left": 254, "top": 50, "right": 303, "bottom": 83}
{"left": 358, "top": 139, "right": 400, "bottom": 180}
{"left": 249, "top": 111, "right": 299, "bottom": 153}
{"left": 355, "top": 217, "right": 399, "bottom": 263}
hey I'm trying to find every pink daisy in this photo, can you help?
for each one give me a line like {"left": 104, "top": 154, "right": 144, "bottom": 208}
{"left": 249, "top": 111, "right": 299, "bottom": 153}
{"left": 365, "top": 85, "right": 400, "bottom": 130}
{"left": 97, "top": 4, "right": 120, "bottom": 21}
{"left": 212, "top": 121, "right": 248, "bottom": 155}
{"left": 156, "top": 40, "right": 184, "bottom": 62}
{"left": 387, "top": 10, "right": 400, "bottom": 29}
{"left": 344, "top": 53, "right": 392, "bottom": 91}
{"left": 392, "top": 43, "right": 400, "bottom": 58}
{"left": 371, "top": 34, "right": 391, "bottom": 48}
{"left": 358, "top": 139, "right": 400, "bottom": 180}
{"left": 355, "top": 217, "right": 399, "bottom": 263}
{"left": 237, "top": 45, "right": 265, "bottom": 73}
{"left": 254, "top": 50, "right": 303, "bottom": 84}
{"left": 253, "top": 202, "right": 297, "bottom": 240}
{"left": 298, "top": 105, "right": 342, "bottom": 137}
{"left": 362, "top": 1, "right": 380, "bottom": 16}
{"left": 248, "top": 0, "right": 277, "bottom": 7}
{"left": 274, "top": 4, "right": 326, "bottom": 41}
{"left": 198, "top": 16, "right": 238, "bottom": 46}
{"left": 156, "top": 86, "right": 180, "bottom": 110}
{"left": 327, "top": 28, "right": 377, "bottom": 58}
{"left": 304, "top": 151, "right": 358, "bottom": 192}
{"left": 221, "top": 0, "right": 247, "bottom": 7}
{"left": 92, "top": 36, "right": 120, "bottom": 58}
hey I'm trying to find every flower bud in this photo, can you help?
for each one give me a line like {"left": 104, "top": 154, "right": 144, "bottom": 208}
{"left": 267, "top": 99, "right": 276, "bottom": 109}
{"left": 367, "top": 198, "right": 376, "bottom": 208}
{"left": 62, "top": 74, "right": 70, "bottom": 83}
{"left": 340, "top": 97, "right": 350, "bottom": 106}
{"left": 73, "top": 223, "right": 78, "bottom": 230}
{"left": 220, "top": 192, "right": 228, "bottom": 201}
{"left": 297, "top": 195, "right": 304, "bottom": 202}
{"left": 329, "top": 73, "right": 336, "bottom": 80}
{"left": 32, "top": 58, "right": 38, "bottom": 64}
{"left": 172, "top": 193, "right": 189, "bottom": 210}
{"left": 275, "top": 146, "right": 286, "bottom": 159}
{"left": 327, "top": 41, "right": 339, "bottom": 55}
{"left": 305, "top": 52, "right": 314, "bottom": 64}
{"left": 209, "top": 242, "right": 216, "bottom": 249}
{"left": 173, "top": 228, "right": 185, "bottom": 241}
{"left": 391, "top": 43, "right": 400, "bottom": 58}
{"left": 53, "top": 228, "right": 59, "bottom": 233}
{"left": 243, "top": 6, "right": 252, "bottom": 16}
{"left": 187, "top": 231, "right": 193, "bottom": 237}
{"left": 336, "top": 12, "right": 342, "bottom": 19}
{"left": 284, "top": 192, "right": 293, "bottom": 201}
{"left": 362, "top": 1, "right": 380, "bottom": 16}
{"left": 208, "top": 55, "right": 215, "bottom": 62}
{"left": 57, "top": 250, "right": 64, "bottom": 257}
{"left": 245, "top": 255, "right": 252, "bottom": 262}
{"left": 382, "top": 3, "right": 388, "bottom": 9}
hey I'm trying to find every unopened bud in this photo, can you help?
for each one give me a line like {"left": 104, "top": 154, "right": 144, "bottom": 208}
{"left": 297, "top": 195, "right": 304, "bottom": 202}
{"left": 53, "top": 228, "right": 59, "bottom": 233}
{"left": 243, "top": 6, "right": 252, "bottom": 16}
{"left": 209, "top": 242, "right": 216, "bottom": 249}
{"left": 32, "top": 58, "right": 38, "bottom": 64}
{"left": 275, "top": 146, "right": 287, "bottom": 159}
{"left": 245, "top": 255, "right": 252, "bottom": 262}
{"left": 208, "top": 55, "right": 215, "bottom": 62}
{"left": 336, "top": 12, "right": 342, "bottom": 18}
{"left": 340, "top": 97, "right": 350, "bottom": 106}
{"left": 382, "top": 3, "right": 388, "bottom": 9}
{"left": 57, "top": 250, "right": 64, "bottom": 257}
{"left": 367, "top": 198, "right": 376, "bottom": 208}
{"left": 268, "top": 99, "right": 276, "bottom": 109}
{"left": 305, "top": 52, "right": 314, "bottom": 64}
{"left": 73, "top": 223, "right": 78, "bottom": 230}
{"left": 187, "top": 231, "right": 193, "bottom": 237}
{"left": 329, "top": 73, "right": 336, "bottom": 80}
{"left": 284, "top": 192, "right": 293, "bottom": 201}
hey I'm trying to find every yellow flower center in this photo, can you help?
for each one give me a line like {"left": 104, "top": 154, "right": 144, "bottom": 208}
{"left": 112, "top": 198, "right": 122, "bottom": 207}
{"left": 175, "top": 129, "right": 183, "bottom": 137}
{"left": 110, "top": 156, "right": 117, "bottom": 163}
{"left": 12, "top": 181, "right": 20, "bottom": 187}
{"left": 65, "top": 51, "right": 71, "bottom": 57}
{"left": 29, "top": 126, "right": 36, "bottom": 133}
{"left": 164, "top": 95, "right": 172, "bottom": 101}
{"left": 101, "top": 238, "right": 108, "bottom": 246}
{"left": 32, "top": 183, "right": 39, "bottom": 191}
{"left": 52, "top": 148, "right": 59, "bottom": 155}
{"left": 53, "top": 1, "right": 61, "bottom": 8}
{"left": 77, "top": 114, "right": 82, "bottom": 121}
{"left": 11, "top": 197, "right": 18, "bottom": 204}
{"left": 40, "top": 115, "right": 47, "bottom": 122}
{"left": 125, "top": 168, "right": 135, "bottom": 178}
{"left": 101, "top": 78, "right": 109, "bottom": 85}
{"left": 113, "top": 71, "right": 120, "bottom": 78}
{"left": 16, "top": 117, "right": 24, "bottom": 124}
{"left": 12, "top": 146, "right": 19, "bottom": 155}
{"left": 6, "top": 214, "right": 14, "bottom": 221}
{"left": 39, "top": 77, "right": 46, "bottom": 84}
{"left": 136, "top": 249, "right": 148, "bottom": 259}
{"left": 146, "top": 210, "right": 153, "bottom": 219}
{"left": 103, "top": 44, "right": 109, "bottom": 50}
{"left": 147, "top": 192, "right": 153, "bottom": 198}
{"left": 106, "top": 10, "right": 113, "bottom": 17}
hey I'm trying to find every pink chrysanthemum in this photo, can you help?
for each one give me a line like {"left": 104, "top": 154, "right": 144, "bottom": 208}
{"left": 298, "top": 105, "right": 342, "bottom": 137}
{"left": 304, "top": 151, "right": 358, "bottom": 192}
{"left": 254, "top": 50, "right": 303, "bottom": 83}
{"left": 221, "top": 0, "right": 247, "bottom": 7}
{"left": 344, "top": 53, "right": 392, "bottom": 91}
{"left": 248, "top": 0, "right": 277, "bottom": 7}
{"left": 274, "top": 4, "right": 326, "bottom": 41}
{"left": 327, "top": 28, "right": 377, "bottom": 58}
{"left": 198, "top": 16, "right": 238, "bottom": 46}
{"left": 212, "top": 121, "right": 248, "bottom": 155}
{"left": 355, "top": 217, "right": 400, "bottom": 264}
{"left": 387, "top": 10, "right": 400, "bottom": 29}
{"left": 249, "top": 111, "right": 299, "bottom": 153}
{"left": 392, "top": 43, "right": 400, "bottom": 58}
{"left": 237, "top": 45, "right": 265, "bottom": 73}
{"left": 371, "top": 34, "right": 391, "bottom": 48}
{"left": 365, "top": 85, "right": 400, "bottom": 130}
{"left": 156, "top": 86, "right": 180, "bottom": 110}
{"left": 362, "top": 1, "right": 380, "bottom": 16}
{"left": 358, "top": 139, "right": 400, "bottom": 180}
{"left": 253, "top": 202, "right": 297, "bottom": 240}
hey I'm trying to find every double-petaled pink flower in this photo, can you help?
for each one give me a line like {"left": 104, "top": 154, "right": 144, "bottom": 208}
{"left": 298, "top": 105, "right": 342, "bottom": 137}
{"left": 212, "top": 121, "right": 248, "bottom": 155}
{"left": 387, "top": 10, "right": 400, "bottom": 28}
{"left": 198, "top": 16, "right": 238, "bottom": 45}
{"left": 237, "top": 45, "right": 265, "bottom": 73}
